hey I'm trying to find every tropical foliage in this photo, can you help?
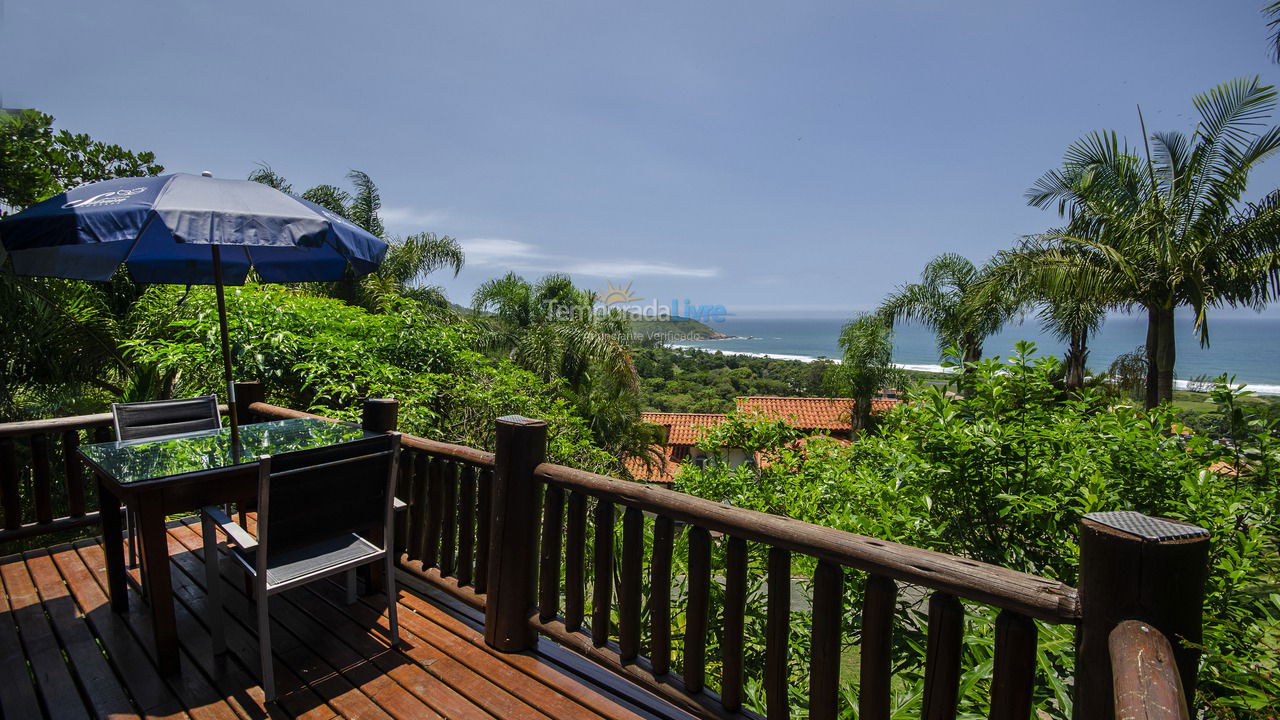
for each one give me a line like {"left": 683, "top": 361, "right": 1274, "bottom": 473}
{"left": 1014, "top": 77, "right": 1280, "bottom": 406}
{"left": 634, "top": 346, "right": 843, "bottom": 413}
{"left": 0, "top": 109, "right": 163, "bottom": 214}
{"left": 0, "top": 111, "right": 165, "bottom": 417}
{"left": 468, "top": 272, "right": 664, "bottom": 463}
{"left": 877, "top": 253, "right": 1021, "bottom": 365}
{"left": 676, "top": 344, "right": 1280, "bottom": 718}
{"left": 125, "top": 284, "right": 620, "bottom": 472}
{"left": 832, "top": 312, "right": 902, "bottom": 430}
{"left": 247, "top": 165, "right": 464, "bottom": 314}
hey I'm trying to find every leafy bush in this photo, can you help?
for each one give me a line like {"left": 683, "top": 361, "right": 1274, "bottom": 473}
{"left": 125, "top": 284, "right": 620, "bottom": 473}
{"left": 676, "top": 343, "right": 1280, "bottom": 718}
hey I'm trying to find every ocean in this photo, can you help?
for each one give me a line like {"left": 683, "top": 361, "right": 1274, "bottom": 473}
{"left": 669, "top": 315, "right": 1280, "bottom": 395}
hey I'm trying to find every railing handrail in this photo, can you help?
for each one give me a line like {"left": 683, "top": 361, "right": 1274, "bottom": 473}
{"left": 535, "top": 462, "right": 1082, "bottom": 623}
{"left": 0, "top": 404, "right": 230, "bottom": 439}
{"left": 248, "top": 402, "right": 496, "bottom": 467}
{"left": 249, "top": 400, "right": 1081, "bottom": 623}
{"left": 1109, "top": 620, "right": 1191, "bottom": 720}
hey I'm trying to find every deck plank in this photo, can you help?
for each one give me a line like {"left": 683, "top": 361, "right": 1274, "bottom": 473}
{"left": 0, "top": 550, "right": 61, "bottom": 712}
{"left": 147, "top": 529, "right": 339, "bottom": 720}
{"left": 0, "top": 555, "right": 46, "bottom": 720}
{"left": 22, "top": 549, "right": 140, "bottom": 720}
{"left": 76, "top": 536, "right": 336, "bottom": 720}
{"left": 388, "top": 578, "right": 660, "bottom": 720}
{"left": 140, "top": 532, "right": 364, "bottom": 720}
{"left": 69, "top": 539, "right": 251, "bottom": 720}
{"left": 304, "top": 574, "right": 563, "bottom": 720}
{"left": 0, "top": 553, "right": 92, "bottom": 720}
{"left": 1, "top": 521, "right": 701, "bottom": 720}
{"left": 165, "top": 521, "right": 450, "bottom": 720}
{"left": 50, "top": 541, "right": 191, "bottom": 720}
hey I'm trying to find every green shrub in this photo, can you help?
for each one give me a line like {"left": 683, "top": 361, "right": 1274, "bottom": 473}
{"left": 125, "top": 284, "right": 619, "bottom": 473}
{"left": 676, "top": 343, "right": 1279, "bottom": 718}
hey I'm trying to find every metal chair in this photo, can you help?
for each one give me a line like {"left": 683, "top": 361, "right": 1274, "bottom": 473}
{"left": 112, "top": 395, "right": 222, "bottom": 441}
{"left": 200, "top": 433, "right": 401, "bottom": 702}
{"left": 111, "top": 395, "right": 222, "bottom": 571}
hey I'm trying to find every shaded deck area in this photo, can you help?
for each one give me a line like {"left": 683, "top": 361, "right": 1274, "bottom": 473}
{"left": 0, "top": 518, "right": 693, "bottom": 720}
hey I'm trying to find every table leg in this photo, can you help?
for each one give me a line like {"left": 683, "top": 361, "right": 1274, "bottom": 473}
{"left": 97, "top": 477, "right": 128, "bottom": 614}
{"left": 136, "top": 492, "right": 180, "bottom": 674}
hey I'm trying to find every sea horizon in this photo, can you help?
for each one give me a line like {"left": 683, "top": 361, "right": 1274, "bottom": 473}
{"left": 669, "top": 315, "right": 1280, "bottom": 396}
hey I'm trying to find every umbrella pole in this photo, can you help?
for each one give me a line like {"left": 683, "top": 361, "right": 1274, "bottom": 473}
{"left": 211, "top": 245, "right": 240, "bottom": 452}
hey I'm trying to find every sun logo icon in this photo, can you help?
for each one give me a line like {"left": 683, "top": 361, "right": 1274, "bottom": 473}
{"left": 597, "top": 280, "right": 640, "bottom": 306}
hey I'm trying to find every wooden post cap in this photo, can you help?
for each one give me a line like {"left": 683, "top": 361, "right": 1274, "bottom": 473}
{"left": 361, "top": 398, "right": 399, "bottom": 433}
{"left": 1083, "top": 511, "right": 1209, "bottom": 541}
{"left": 496, "top": 415, "right": 547, "bottom": 427}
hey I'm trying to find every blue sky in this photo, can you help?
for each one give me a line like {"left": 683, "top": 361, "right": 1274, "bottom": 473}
{"left": 5, "top": 1, "right": 1280, "bottom": 319}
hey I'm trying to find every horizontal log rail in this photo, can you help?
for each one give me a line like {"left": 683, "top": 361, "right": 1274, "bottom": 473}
{"left": 0, "top": 409, "right": 233, "bottom": 545}
{"left": 534, "top": 462, "right": 1081, "bottom": 623}
{"left": 1109, "top": 621, "right": 1190, "bottom": 720}
{"left": 0, "top": 404, "right": 230, "bottom": 439}
{"left": 0, "top": 411, "right": 114, "bottom": 439}
{"left": 247, "top": 401, "right": 495, "bottom": 467}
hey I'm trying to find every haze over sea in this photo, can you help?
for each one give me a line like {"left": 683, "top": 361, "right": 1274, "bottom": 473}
{"left": 670, "top": 315, "right": 1280, "bottom": 395}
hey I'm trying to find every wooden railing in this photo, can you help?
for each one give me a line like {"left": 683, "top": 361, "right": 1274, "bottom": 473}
{"left": 0, "top": 405, "right": 225, "bottom": 545}
{"left": 0, "top": 412, "right": 113, "bottom": 544}
{"left": 0, "top": 387, "right": 1206, "bottom": 720}
{"left": 1109, "top": 621, "right": 1191, "bottom": 720}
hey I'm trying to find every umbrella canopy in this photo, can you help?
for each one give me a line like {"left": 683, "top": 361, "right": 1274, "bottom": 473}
{"left": 0, "top": 173, "right": 387, "bottom": 283}
{"left": 0, "top": 172, "right": 390, "bottom": 446}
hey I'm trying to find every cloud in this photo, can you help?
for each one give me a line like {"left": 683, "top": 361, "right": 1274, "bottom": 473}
{"left": 459, "top": 237, "right": 719, "bottom": 279}
{"left": 461, "top": 238, "right": 541, "bottom": 266}
{"left": 563, "top": 260, "right": 718, "bottom": 278}
{"left": 380, "top": 206, "right": 450, "bottom": 231}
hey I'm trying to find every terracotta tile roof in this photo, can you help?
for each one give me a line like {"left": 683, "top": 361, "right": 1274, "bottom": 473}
{"left": 627, "top": 397, "right": 899, "bottom": 483}
{"left": 639, "top": 412, "right": 728, "bottom": 445}
{"left": 733, "top": 396, "right": 897, "bottom": 430}
{"left": 623, "top": 454, "right": 682, "bottom": 484}
{"left": 1207, "top": 459, "right": 1252, "bottom": 477}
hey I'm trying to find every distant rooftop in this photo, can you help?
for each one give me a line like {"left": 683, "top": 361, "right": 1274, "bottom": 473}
{"left": 627, "top": 395, "right": 901, "bottom": 483}
{"left": 734, "top": 396, "right": 897, "bottom": 430}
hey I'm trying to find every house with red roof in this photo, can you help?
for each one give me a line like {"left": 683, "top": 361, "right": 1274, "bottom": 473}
{"left": 624, "top": 394, "right": 900, "bottom": 484}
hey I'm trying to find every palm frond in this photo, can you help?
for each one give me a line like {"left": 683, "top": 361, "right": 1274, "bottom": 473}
{"left": 346, "top": 170, "right": 385, "bottom": 238}
{"left": 247, "top": 164, "right": 293, "bottom": 193}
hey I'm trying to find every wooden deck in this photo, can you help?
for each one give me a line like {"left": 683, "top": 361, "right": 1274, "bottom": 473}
{"left": 0, "top": 517, "right": 694, "bottom": 720}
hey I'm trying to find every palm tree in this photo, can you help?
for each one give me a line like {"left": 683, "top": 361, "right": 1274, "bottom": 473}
{"left": 995, "top": 243, "right": 1110, "bottom": 392}
{"left": 835, "top": 313, "right": 902, "bottom": 431}
{"left": 1024, "top": 78, "right": 1280, "bottom": 406}
{"left": 878, "top": 253, "right": 1020, "bottom": 365}
{"left": 470, "top": 273, "right": 637, "bottom": 393}
{"left": 247, "top": 166, "right": 463, "bottom": 313}
{"left": 472, "top": 273, "right": 657, "bottom": 463}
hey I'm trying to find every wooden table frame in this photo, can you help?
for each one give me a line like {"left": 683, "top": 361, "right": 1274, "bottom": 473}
{"left": 91, "top": 461, "right": 260, "bottom": 673}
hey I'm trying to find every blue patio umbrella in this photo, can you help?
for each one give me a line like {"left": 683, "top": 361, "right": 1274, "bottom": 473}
{"left": 0, "top": 171, "right": 389, "bottom": 445}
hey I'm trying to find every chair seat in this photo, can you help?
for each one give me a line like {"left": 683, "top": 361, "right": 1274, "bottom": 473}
{"left": 235, "top": 533, "right": 380, "bottom": 587}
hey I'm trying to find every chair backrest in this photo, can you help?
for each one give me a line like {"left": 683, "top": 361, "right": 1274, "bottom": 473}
{"left": 256, "top": 433, "right": 400, "bottom": 562}
{"left": 112, "top": 395, "right": 222, "bottom": 441}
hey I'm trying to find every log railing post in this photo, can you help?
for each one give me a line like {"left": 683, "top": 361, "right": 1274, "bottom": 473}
{"left": 233, "top": 381, "right": 264, "bottom": 423}
{"left": 1074, "top": 511, "right": 1209, "bottom": 719}
{"left": 361, "top": 397, "right": 398, "bottom": 434}
{"left": 485, "top": 415, "right": 546, "bottom": 652}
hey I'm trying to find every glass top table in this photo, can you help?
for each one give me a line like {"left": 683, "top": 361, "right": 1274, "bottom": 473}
{"left": 79, "top": 417, "right": 379, "bottom": 485}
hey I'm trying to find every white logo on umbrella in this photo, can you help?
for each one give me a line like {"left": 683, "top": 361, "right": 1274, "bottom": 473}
{"left": 63, "top": 187, "right": 147, "bottom": 209}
